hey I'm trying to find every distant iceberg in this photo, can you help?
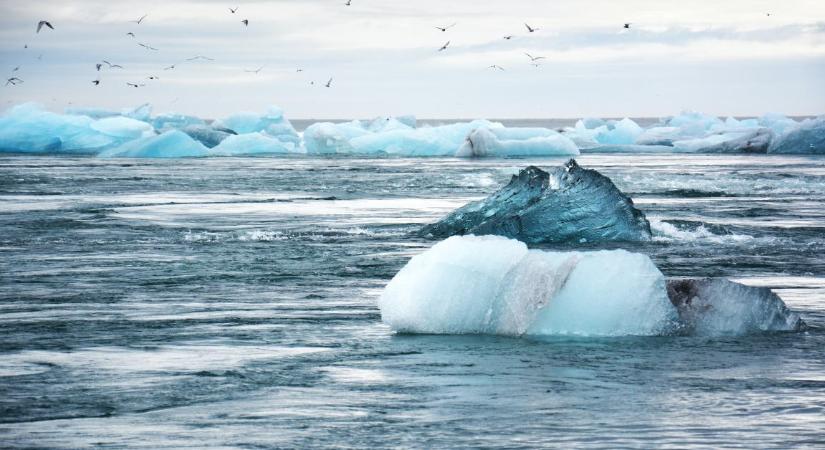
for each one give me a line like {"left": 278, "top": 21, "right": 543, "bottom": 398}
{"left": 99, "top": 130, "right": 208, "bottom": 158}
{"left": 1, "top": 103, "right": 821, "bottom": 156}
{"left": 379, "top": 235, "right": 805, "bottom": 337}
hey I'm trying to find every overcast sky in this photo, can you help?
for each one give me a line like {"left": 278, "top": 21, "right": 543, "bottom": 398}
{"left": 0, "top": 0, "right": 823, "bottom": 119}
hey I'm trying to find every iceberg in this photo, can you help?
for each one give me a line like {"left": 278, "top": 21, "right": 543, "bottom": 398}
{"left": 91, "top": 117, "right": 156, "bottom": 140}
{"left": 208, "top": 132, "right": 293, "bottom": 156}
{"left": 378, "top": 235, "right": 678, "bottom": 336}
{"left": 182, "top": 125, "right": 235, "bottom": 148}
{"left": 64, "top": 106, "right": 121, "bottom": 120}
{"left": 563, "top": 118, "right": 643, "bottom": 148}
{"left": 667, "top": 278, "right": 805, "bottom": 335}
{"left": 421, "top": 160, "right": 651, "bottom": 243}
{"left": 0, "top": 103, "right": 121, "bottom": 154}
{"left": 672, "top": 128, "right": 772, "bottom": 153}
{"left": 213, "top": 106, "right": 300, "bottom": 145}
{"left": 151, "top": 113, "right": 205, "bottom": 131}
{"left": 456, "top": 127, "right": 579, "bottom": 157}
{"left": 98, "top": 130, "right": 208, "bottom": 158}
{"left": 768, "top": 117, "right": 825, "bottom": 154}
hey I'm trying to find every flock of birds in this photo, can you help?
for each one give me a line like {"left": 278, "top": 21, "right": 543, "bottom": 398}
{"left": 5, "top": 5, "right": 775, "bottom": 89}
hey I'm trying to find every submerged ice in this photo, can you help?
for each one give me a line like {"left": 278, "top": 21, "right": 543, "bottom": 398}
{"left": 379, "top": 235, "right": 804, "bottom": 337}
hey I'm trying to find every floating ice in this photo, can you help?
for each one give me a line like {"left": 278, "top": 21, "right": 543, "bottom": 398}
{"left": 213, "top": 106, "right": 300, "bottom": 145}
{"left": 667, "top": 278, "right": 805, "bottom": 335}
{"left": 152, "top": 113, "right": 205, "bottom": 131}
{"left": 673, "top": 128, "right": 772, "bottom": 153}
{"left": 378, "top": 235, "right": 677, "bottom": 336}
{"left": 98, "top": 130, "right": 208, "bottom": 158}
{"left": 182, "top": 125, "right": 235, "bottom": 148}
{"left": 456, "top": 127, "right": 579, "bottom": 157}
{"left": 208, "top": 132, "right": 293, "bottom": 156}
{"left": 0, "top": 103, "right": 119, "bottom": 153}
{"left": 91, "top": 116, "right": 156, "bottom": 140}
{"left": 564, "top": 118, "right": 643, "bottom": 148}
{"left": 422, "top": 160, "right": 651, "bottom": 243}
{"left": 768, "top": 116, "right": 825, "bottom": 154}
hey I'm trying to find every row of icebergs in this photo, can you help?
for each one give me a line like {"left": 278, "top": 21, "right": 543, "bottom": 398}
{"left": 0, "top": 103, "right": 822, "bottom": 157}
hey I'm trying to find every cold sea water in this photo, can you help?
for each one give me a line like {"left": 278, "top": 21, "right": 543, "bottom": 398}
{"left": 1, "top": 154, "right": 824, "bottom": 448}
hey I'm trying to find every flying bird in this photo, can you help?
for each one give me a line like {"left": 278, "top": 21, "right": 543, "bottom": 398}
{"left": 164, "top": 64, "right": 176, "bottom": 70}
{"left": 37, "top": 21, "right": 54, "bottom": 33}
{"left": 241, "top": 19, "right": 249, "bottom": 26}
{"left": 132, "top": 14, "right": 148, "bottom": 24}
{"left": 5, "top": 77, "right": 23, "bottom": 86}
{"left": 126, "top": 82, "right": 146, "bottom": 88}
{"left": 525, "top": 52, "right": 545, "bottom": 61}
{"left": 345, "top": 0, "right": 351, "bottom": 5}
{"left": 487, "top": 65, "right": 505, "bottom": 71}
{"left": 244, "top": 66, "right": 264, "bottom": 74}
{"left": 623, "top": 23, "right": 631, "bottom": 29}
{"left": 92, "top": 79, "right": 100, "bottom": 86}
{"left": 524, "top": 23, "right": 538, "bottom": 33}
{"left": 147, "top": 75, "right": 160, "bottom": 80}
{"left": 102, "top": 60, "right": 123, "bottom": 69}
{"left": 435, "top": 23, "right": 456, "bottom": 32}
{"left": 11, "top": 66, "right": 19, "bottom": 73}
{"left": 503, "top": 35, "right": 513, "bottom": 40}
{"left": 438, "top": 40, "right": 450, "bottom": 51}
{"left": 127, "top": 32, "right": 136, "bottom": 38}
{"left": 186, "top": 55, "right": 214, "bottom": 61}
{"left": 325, "top": 78, "right": 333, "bottom": 88}
{"left": 96, "top": 63, "right": 102, "bottom": 71}
{"left": 229, "top": 7, "right": 239, "bottom": 13}
{"left": 138, "top": 43, "right": 158, "bottom": 51}
{"left": 296, "top": 68, "right": 303, "bottom": 72}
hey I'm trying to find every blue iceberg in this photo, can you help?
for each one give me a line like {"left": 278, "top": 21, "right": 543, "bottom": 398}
{"left": 98, "top": 130, "right": 208, "bottom": 158}
{"left": 213, "top": 106, "right": 300, "bottom": 145}
{"left": 208, "top": 132, "right": 294, "bottom": 156}
{"left": 768, "top": 117, "right": 825, "bottom": 154}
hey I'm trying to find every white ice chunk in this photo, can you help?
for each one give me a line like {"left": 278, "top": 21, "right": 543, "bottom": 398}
{"left": 456, "top": 127, "right": 579, "bottom": 157}
{"left": 378, "top": 235, "right": 677, "bottom": 336}
{"left": 768, "top": 116, "right": 825, "bottom": 154}
{"left": 91, "top": 117, "right": 155, "bottom": 140}
{"left": 208, "top": 132, "right": 293, "bottom": 156}
{"left": 214, "top": 105, "right": 300, "bottom": 144}
{"left": 0, "top": 103, "right": 118, "bottom": 153}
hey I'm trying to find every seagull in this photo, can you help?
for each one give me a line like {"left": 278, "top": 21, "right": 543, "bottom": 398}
{"left": 241, "top": 19, "right": 249, "bottom": 26}
{"left": 127, "top": 32, "right": 136, "bottom": 38}
{"left": 132, "top": 14, "right": 148, "bottom": 24}
{"left": 325, "top": 78, "right": 333, "bottom": 88}
{"left": 92, "top": 79, "right": 100, "bottom": 86}
{"left": 164, "top": 64, "right": 176, "bottom": 70}
{"left": 623, "top": 23, "right": 631, "bottom": 29}
{"left": 438, "top": 40, "right": 450, "bottom": 51}
{"left": 186, "top": 55, "right": 214, "bottom": 61}
{"left": 96, "top": 63, "right": 102, "bottom": 71}
{"left": 345, "top": 0, "right": 351, "bottom": 5}
{"left": 11, "top": 66, "right": 19, "bottom": 73}
{"left": 126, "top": 82, "right": 146, "bottom": 88}
{"left": 102, "top": 60, "right": 124, "bottom": 69}
{"left": 5, "top": 77, "right": 23, "bottom": 86}
{"left": 244, "top": 66, "right": 264, "bottom": 74}
{"left": 503, "top": 35, "right": 513, "bottom": 40}
{"left": 147, "top": 75, "right": 160, "bottom": 80}
{"left": 296, "top": 68, "right": 303, "bottom": 72}
{"left": 138, "top": 43, "right": 158, "bottom": 51}
{"left": 229, "top": 7, "right": 238, "bottom": 13}
{"left": 487, "top": 65, "right": 505, "bottom": 71}
{"left": 435, "top": 23, "right": 456, "bottom": 32}
{"left": 525, "top": 52, "right": 545, "bottom": 62}
{"left": 37, "top": 21, "right": 54, "bottom": 33}
{"left": 524, "top": 23, "right": 538, "bottom": 33}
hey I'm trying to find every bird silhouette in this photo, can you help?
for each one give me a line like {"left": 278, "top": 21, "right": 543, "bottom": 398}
{"left": 101, "top": 60, "right": 124, "bottom": 69}
{"left": 345, "top": 0, "right": 351, "bottom": 5}
{"left": 96, "top": 63, "right": 102, "bottom": 71}
{"left": 147, "top": 76, "right": 160, "bottom": 80}
{"left": 435, "top": 23, "right": 456, "bottom": 32}
{"left": 438, "top": 40, "right": 450, "bottom": 51}
{"left": 525, "top": 52, "right": 545, "bottom": 61}
{"left": 138, "top": 43, "right": 158, "bottom": 51}
{"left": 503, "top": 35, "right": 513, "bottom": 40}
{"left": 623, "top": 23, "right": 631, "bottom": 29}
{"left": 245, "top": 66, "right": 264, "bottom": 74}
{"left": 524, "top": 23, "right": 538, "bottom": 32}
{"left": 132, "top": 14, "right": 148, "bottom": 24}
{"left": 6, "top": 77, "right": 24, "bottom": 86}
{"left": 229, "top": 7, "right": 239, "bottom": 13}
{"left": 127, "top": 32, "right": 136, "bottom": 38}
{"left": 242, "top": 19, "right": 249, "bottom": 26}
{"left": 37, "top": 21, "right": 54, "bottom": 33}
{"left": 126, "top": 82, "right": 146, "bottom": 88}
{"left": 487, "top": 65, "right": 505, "bottom": 71}
{"left": 186, "top": 55, "right": 214, "bottom": 61}
{"left": 92, "top": 79, "right": 100, "bottom": 86}
{"left": 325, "top": 78, "right": 333, "bottom": 88}
{"left": 164, "top": 64, "right": 176, "bottom": 70}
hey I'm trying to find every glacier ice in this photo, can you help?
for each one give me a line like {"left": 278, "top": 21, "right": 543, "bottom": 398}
{"left": 667, "top": 278, "right": 805, "bottom": 335}
{"left": 208, "top": 132, "right": 293, "bottom": 156}
{"left": 0, "top": 103, "right": 121, "bottom": 154}
{"left": 421, "top": 160, "right": 651, "bottom": 243}
{"left": 378, "top": 235, "right": 678, "bottom": 336}
{"left": 768, "top": 116, "right": 825, "bottom": 154}
{"left": 379, "top": 236, "right": 805, "bottom": 337}
{"left": 563, "top": 118, "right": 643, "bottom": 148}
{"left": 182, "top": 125, "right": 235, "bottom": 148}
{"left": 152, "top": 113, "right": 205, "bottom": 131}
{"left": 213, "top": 106, "right": 300, "bottom": 145}
{"left": 456, "top": 127, "right": 579, "bottom": 157}
{"left": 91, "top": 117, "right": 156, "bottom": 140}
{"left": 98, "top": 130, "right": 208, "bottom": 158}
{"left": 672, "top": 128, "right": 772, "bottom": 153}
